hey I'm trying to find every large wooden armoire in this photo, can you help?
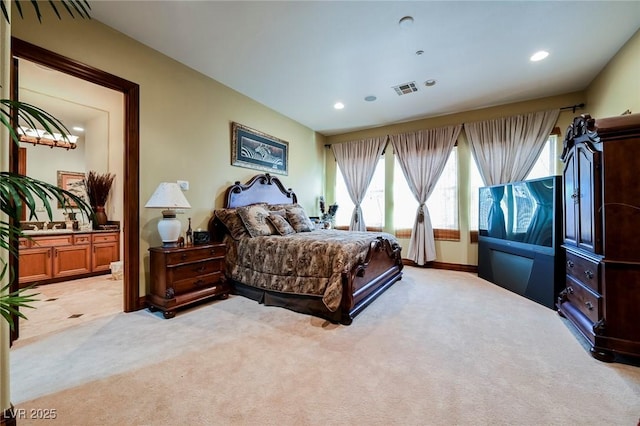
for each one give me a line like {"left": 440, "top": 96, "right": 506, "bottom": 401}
{"left": 557, "top": 113, "right": 640, "bottom": 362}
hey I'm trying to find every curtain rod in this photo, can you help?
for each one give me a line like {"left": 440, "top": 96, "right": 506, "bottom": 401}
{"left": 560, "top": 103, "right": 585, "bottom": 113}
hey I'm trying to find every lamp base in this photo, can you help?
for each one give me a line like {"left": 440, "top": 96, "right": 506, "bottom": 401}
{"left": 157, "top": 210, "right": 182, "bottom": 246}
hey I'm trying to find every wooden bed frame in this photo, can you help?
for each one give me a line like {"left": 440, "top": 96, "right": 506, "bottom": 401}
{"left": 208, "top": 173, "right": 403, "bottom": 325}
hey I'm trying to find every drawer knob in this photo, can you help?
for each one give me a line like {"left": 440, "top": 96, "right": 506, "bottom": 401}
{"left": 194, "top": 279, "right": 204, "bottom": 286}
{"left": 196, "top": 266, "right": 206, "bottom": 273}
{"left": 567, "top": 260, "right": 574, "bottom": 268}
{"left": 585, "top": 301, "right": 594, "bottom": 311}
{"left": 181, "top": 254, "right": 187, "bottom": 260}
{"left": 584, "top": 270, "right": 594, "bottom": 279}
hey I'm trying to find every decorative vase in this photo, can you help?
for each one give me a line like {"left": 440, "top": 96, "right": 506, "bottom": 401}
{"left": 94, "top": 205, "right": 108, "bottom": 229}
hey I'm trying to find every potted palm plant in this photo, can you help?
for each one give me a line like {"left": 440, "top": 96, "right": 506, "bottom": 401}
{"left": 0, "top": 0, "right": 93, "bottom": 330}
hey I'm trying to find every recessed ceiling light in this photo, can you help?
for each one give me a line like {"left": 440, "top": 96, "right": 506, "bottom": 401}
{"left": 334, "top": 102, "right": 345, "bottom": 110}
{"left": 72, "top": 126, "right": 84, "bottom": 132}
{"left": 425, "top": 79, "right": 436, "bottom": 87}
{"left": 364, "top": 96, "right": 377, "bottom": 102}
{"left": 399, "top": 16, "right": 414, "bottom": 29}
{"left": 530, "top": 50, "right": 549, "bottom": 62}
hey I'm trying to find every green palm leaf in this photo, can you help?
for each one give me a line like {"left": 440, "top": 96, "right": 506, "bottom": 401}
{"left": 1, "top": 0, "right": 91, "bottom": 24}
{"left": 1, "top": 0, "right": 93, "bottom": 330}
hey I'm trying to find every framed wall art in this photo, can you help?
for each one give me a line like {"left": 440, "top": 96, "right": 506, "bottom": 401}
{"left": 231, "top": 122, "right": 289, "bottom": 175}
{"left": 57, "top": 170, "right": 86, "bottom": 208}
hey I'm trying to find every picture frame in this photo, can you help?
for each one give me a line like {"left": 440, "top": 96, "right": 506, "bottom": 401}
{"left": 231, "top": 122, "right": 289, "bottom": 175}
{"left": 56, "top": 170, "right": 86, "bottom": 208}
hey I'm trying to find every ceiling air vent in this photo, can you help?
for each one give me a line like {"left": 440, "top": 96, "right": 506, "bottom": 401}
{"left": 392, "top": 81, "right": 418, "bottom": 96}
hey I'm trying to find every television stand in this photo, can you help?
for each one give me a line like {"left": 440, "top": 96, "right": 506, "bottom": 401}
{"left": 478, "top": 238, "right": 564, "bottom": 309}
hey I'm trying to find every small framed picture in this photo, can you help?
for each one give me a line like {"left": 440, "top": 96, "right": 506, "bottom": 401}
{"left": 56, "top": 170, "right": 87, "bottom": 208}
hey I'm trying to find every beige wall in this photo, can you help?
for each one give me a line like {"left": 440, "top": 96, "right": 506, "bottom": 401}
{"left": 11, "top": 11, "right": 326, "bottom": 296}
{"left": 587, "top": 28, "right": 640, "bottom": 118}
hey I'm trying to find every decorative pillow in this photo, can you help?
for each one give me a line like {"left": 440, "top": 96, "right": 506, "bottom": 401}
{"left": 270, "top": 209, "right": 287, "bottom": 217}
{"left": 268, "top": 203, "right": 296, "bottom": 212}
{"left": 237, "top": 204, "right": 275, "bottom": 237}
{"left": 214, "top": 208, "right": 249, "bottom": 240}
{"left": 286, "top": 205, "right": 315, "bottom": 232}
{"left": 267, "top": 213, "right": 296, "bottom": 235}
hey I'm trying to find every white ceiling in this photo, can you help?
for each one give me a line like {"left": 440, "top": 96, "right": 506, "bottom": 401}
{"left": 89, "top": 1, "right": 640, "bottom": 136}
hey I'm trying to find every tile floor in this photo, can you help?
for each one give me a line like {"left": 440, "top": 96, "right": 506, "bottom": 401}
{"left": 13, "top": 274, "right": 123, "bottom": 346}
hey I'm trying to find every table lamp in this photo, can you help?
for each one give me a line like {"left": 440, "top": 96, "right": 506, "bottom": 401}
{"left": 145, "top": 182, "right": 191, "bottom": 246}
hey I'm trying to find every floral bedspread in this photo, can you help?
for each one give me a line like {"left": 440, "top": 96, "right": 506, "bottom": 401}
{"left": 224, "top": 229, "right": 398, "bottom": 311}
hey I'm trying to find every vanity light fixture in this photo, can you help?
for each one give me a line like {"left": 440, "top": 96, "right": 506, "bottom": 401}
{"left": 18, "top": 126, "right": 79, "bottom": 150}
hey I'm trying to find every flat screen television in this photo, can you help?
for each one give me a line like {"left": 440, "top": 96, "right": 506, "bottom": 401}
{"left": 478, "top": 176, "right": 561, "bottom": 253}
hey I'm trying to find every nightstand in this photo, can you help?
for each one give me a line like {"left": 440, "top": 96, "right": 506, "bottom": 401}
{"left": 147, "top": 243, "right": 229, "bottom": 318}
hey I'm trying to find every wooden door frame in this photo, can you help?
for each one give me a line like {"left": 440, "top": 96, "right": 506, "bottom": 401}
{"left": 9, "top": 38, "right": 141, "bottom": 323}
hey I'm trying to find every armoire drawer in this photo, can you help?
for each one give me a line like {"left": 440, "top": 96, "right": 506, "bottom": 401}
{"left": 565, "top": 251, "right": 600, "bottom": 293}
{"left": 565, "top": 275, "right": 601, "bottom": 324}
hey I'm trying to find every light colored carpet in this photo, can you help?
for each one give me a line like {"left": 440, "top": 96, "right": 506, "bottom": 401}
{"left": 10, "top": 267, "right": 640, "bottom": 425}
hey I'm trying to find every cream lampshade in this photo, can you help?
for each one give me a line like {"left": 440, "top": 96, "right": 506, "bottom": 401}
{"left": 145, "top": 182, "right": 191, "bottom": 246}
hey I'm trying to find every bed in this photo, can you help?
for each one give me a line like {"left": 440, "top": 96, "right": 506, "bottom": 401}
{"left": 208, "top": 173, "right": 403, "bottom": 324}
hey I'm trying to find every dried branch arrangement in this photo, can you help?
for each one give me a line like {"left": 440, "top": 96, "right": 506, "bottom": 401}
{"left": 84, "top": 171, "right": 115, "bottom": 207}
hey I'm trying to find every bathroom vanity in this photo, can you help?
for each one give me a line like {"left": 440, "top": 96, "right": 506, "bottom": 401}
{"left": 18, "top": 229, "right": 120, "bottom": 288}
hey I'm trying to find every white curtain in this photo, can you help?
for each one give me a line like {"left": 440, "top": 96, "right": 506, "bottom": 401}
{"left": 464, "top": 109, "right": 560, "bottom": 185}
{"left": 331, "top": 137, "right": 387, "bottom": 231}
{"left": 390, "top": 124, "right": 462, "bottom": 265}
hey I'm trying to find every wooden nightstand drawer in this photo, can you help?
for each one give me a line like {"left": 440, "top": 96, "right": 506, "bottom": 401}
{"left": 565, "top": 275, "right": 601, "bottom": 324}
{"left": 172, "top": 271, "right": 224, "bottom": 294}
{"left": 168, "top": 259, "right": 224, "bottom": 285}
{"left": 165, "top": 244, "right": 225, "bottom": 265}
{"left": 566, "top": 251, "right": 600, "bottom": 293}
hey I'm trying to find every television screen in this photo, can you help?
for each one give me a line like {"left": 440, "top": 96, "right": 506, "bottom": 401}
{"left": 478, "top": 176, "right": 559, "bottom": 248}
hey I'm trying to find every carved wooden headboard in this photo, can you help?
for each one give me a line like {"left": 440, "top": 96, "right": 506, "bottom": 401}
{"left": 209, "top": 174, "right": 298, "bottom": 241}
{"left": 224, "top": 173, "right": 297, "bottom": 208}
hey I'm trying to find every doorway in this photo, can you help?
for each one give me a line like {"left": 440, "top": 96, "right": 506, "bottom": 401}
{"left": 9, "top": 38, "right": 141, "bottom": 341}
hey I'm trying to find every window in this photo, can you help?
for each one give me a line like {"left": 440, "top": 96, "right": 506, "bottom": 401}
{"left": 394, "top": 147, "right": 458, "bottom": 238}
{"left": 469, "top": 135, "right": 557, "bottom": 232}
{"left": 334, "top": 157, "right": 385, "bottom": 229}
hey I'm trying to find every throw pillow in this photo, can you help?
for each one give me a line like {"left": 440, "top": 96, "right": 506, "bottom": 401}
{"left": 267, "top": 213, "right": 296, "bottom": 235}
{"left": 214, "top": 208, "right": 249, "bottom": 240}
{"left": 268, "top": 203, "right": 296, "bottom": 212}
{"left": 237, "top": 204, "right": 275, "bottom": 237}
{"left": 286, "top": 205, "right": 315, "bottom": 232}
